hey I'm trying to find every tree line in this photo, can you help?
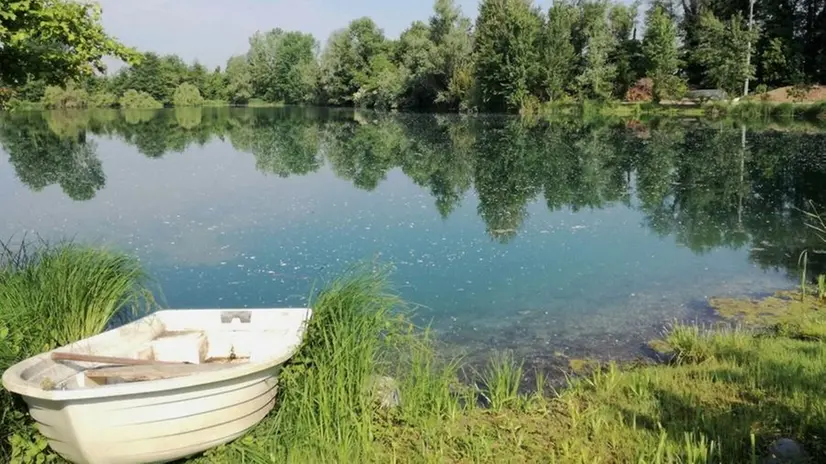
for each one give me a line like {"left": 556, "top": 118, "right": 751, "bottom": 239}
{"left": 5, "top": 0, "right": 826, "bottom": 112}
{"left": 2, "top": 107, "right": 825, "bottom": 280}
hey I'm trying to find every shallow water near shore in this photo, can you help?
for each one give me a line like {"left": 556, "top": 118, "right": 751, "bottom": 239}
{"left": 1, "top": 107, "right": 825, "bottom": 365}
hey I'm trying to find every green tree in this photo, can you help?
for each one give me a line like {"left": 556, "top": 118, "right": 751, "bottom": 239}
{"left": 188, "top": 62, "right": 209, "bottom": 96}
{"left": 396, "top": 21, "right": 438, "bottom": 107}
{"left": 111, "top": 53, "right": 172, "bottom": 103}
{"left": 473, "top": 0, "right": 543, "bottom": 111}
{"left": 609, "top": 2, "right": 643, "bottom": 98}
{"left": 42, "top": 83, "right": 89, "bottom": 109}
{"left": 14, "top": 78, "right": 47, "bottom": 102}
{"left": 575, "top": 0, "right": 618, "bottom": 101}
{"left": 542, "top": 1, "right": 578, "bottom": 101}
{"left": 319, "top": 18, "right": 388, "bottom": 106}
{"left": 203, "top": 66, "right": 227, "bottom": 101}
{"left": 695, "top": 11, "right": 757, "bottom": 96}
{"left": 430, "top": 0, "right": 474, "bottom": 110}
{"left": 0, "top": 0, "right": 139, "bottom": 85}
{"left": 642, "top": 4, "right": 684, "bottom": 101}
{"left": 247, "top": 29, "right": 318, "bottom": 103}
{"left": 760, "top": 37, "right": 788, "bottom": 87}
{"left": 225, "top": 56, "right": 253, "bottom": 104}
{"left": 173, "top": 83, "right": 204, "bottom": 107}
{"left": 354, "top": 55, "right": 408, "bottom": 109}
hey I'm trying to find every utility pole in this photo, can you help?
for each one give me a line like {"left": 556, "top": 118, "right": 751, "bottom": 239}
{"left": 743, "top": 0, "right": 756, "bottom": 97}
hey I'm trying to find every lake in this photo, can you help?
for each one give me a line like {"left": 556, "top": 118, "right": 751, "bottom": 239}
{"left": 2, "top": 107, "right": 825, "bottom": 364}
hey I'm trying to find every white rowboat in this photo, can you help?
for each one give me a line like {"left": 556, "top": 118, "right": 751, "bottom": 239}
{"left": 1, "top": 308, "right": 312, "bottom": 464}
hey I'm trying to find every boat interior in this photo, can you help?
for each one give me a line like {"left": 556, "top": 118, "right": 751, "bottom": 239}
{"left": 13, "top": 309, "right": 310, "bottom": 391}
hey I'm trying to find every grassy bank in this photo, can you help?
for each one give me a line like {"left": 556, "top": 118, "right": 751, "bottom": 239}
{"left": 2, "top": 245, "right": 826, "bottom": 463}
{"left": 196, "top": 285, "right": 826, "bottom": 463}
{"left": 0, "top": 240, "right": 155, "bottom": 461}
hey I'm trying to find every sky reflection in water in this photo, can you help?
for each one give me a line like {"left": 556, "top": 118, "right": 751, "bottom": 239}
{"left": 2, "top": 108, "right": 825, "bottom": 360}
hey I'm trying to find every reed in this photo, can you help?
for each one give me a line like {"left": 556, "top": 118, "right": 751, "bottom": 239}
{"left": 0, "top": 239, "right": 154, "bottom": 461}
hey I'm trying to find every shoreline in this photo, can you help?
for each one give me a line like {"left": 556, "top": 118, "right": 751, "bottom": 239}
{"left": 4, "top": 255, "right": 823, "bottom": 462}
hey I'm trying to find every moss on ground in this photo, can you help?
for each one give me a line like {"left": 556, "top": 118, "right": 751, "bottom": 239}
{"left": 568, "top": 357, "right": 601, "bottom": 375}
{"left": 710, "top": 291, "right": 826, "bottom": 341}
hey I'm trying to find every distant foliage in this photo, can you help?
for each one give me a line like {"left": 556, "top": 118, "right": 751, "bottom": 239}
{"left": 6, "top": 0, "right": 826, "bottom": 113}
{"left": 787, "top": 84, "right": 813, "bottom": 103}
{"left": 225, "top": 56, "right": 254, "bottom": 104}
{"left": 0, "top": 88, "right": 14, "bottom": 110}
{"left": 694, "top": 11, "right": 757, "bottom": 97}
{"left": 90, "top": 92, "right": 118, "bottom": 108}
{"left": 319, "top": 18, "right": 389, "bottom": 106}
{"left": 353, "top": 55, "right": 409, "bottom": 110}
{"left": 643, "top": 5, "right": 685, "bottom": 101}
{"left": 172, "top": 83, "right": 204, "bottom": 107}
{"left": 474, "top": 0, "right": 543, "bottom": 111}
{"left": 119, "top": 89, "right": 163, "bottom": 109}
{"left": 41, "top": 84, "right": 89, "bottom": 109}
{"left": 247, "top": 29, "right": 318, "bottom": 103}
{"left": 575, "top": 1, "right": 617, "bottom": 101}
{"left": 625, "top": 78, "right": 654, "bottom": 102}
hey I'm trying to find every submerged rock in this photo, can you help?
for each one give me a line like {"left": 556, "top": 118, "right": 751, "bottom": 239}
{"left": 764, "top": 438, "right": 807, "bottom": 464}
{"left": 369, "top": 375, "right": 401, "bottom": 409}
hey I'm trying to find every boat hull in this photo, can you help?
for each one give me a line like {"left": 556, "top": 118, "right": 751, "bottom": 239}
{"left": 22, "top": 367, "right": 280, "bottom": 464}
{"left": 2, "top": 308, "right": 311, "bottom": 464}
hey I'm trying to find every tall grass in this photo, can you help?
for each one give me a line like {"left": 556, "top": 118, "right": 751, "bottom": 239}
{"left": 205, "top": 266, "right": 403, "bottom": 462}
{"left": 771, "top": 102, "right": 796, "bottom": 120}
{"left": 0, "top": 239, "right": 154, "bottom": 350}
{"left": 0, "top": 239, "right": 155, "bottom": 461}
{"left": 6, "top": 249, "right": 826, "bottom": 463}
{"left": 479, "top": 350, "right": 523, "bottom": 410}
{"left": 201, "top": 266, "right": 470, "bottom": 463}
{"left": 729, "top": 101, "right": 773, "bottom": 121}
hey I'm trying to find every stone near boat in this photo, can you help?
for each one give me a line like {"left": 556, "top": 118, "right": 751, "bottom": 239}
{"left": 685, "top": 88, "right": 729, "bottom": 102}
{"left": 1, "top": 308, "right": 312, "bottom": 464}
{"left": 370, "top": 375, "right": 402, "bottom": 409}
{"left": 764, "top": 438, "right": 807, "bottom": 464}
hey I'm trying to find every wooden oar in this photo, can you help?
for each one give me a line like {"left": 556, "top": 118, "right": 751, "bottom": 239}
{"left": 51, "top": 352, "right": 189, "bottom": 366}
{"left": 84, "top": 363, "right": 236, "bottom": 382}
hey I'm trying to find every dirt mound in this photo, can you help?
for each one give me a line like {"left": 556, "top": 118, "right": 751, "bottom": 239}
{"left": 758, "top": 85, "right": 826, "bottom": 103}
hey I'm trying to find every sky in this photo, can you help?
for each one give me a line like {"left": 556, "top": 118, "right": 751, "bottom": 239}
{"left": 97, "top": 0, "right": 558, "bottom": 71}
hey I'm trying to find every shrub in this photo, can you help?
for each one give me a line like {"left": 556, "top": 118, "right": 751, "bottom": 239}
{"left": 0, "top": 87, "right": 14, "bottom": 110}
{"left": 119, "top": 89, "right": 163, "bottom": 109}
{"left": 41, "top": 84, "right": 89, "bottom": 109}
{"left": 787, "top": 83, "right": 812, "bottom": 103}
{"left": 731, "top": 101, "right": 771, "bottom": 121}
{"left": 755, "top": 84, "right": 770, "bottom": 101}
{"left": 90, "top": 92, "right": 118, "bottom": 108}
{"left": 172, "top": 83, "right": 204, "bottom": 107}
{"left": 772, "top": 102, "right": 796, "bottom": 120}
{"left": 625, "top": 78, "right": 654, "bottom": 102}
{"left": 517, "top": 95, "right": 542, "bottom": 120}
{"left": 702, "top": 101, "right": 729, "bottom": 118}
{"left": 801, "top": 102, "right": 826, "bottom": 121}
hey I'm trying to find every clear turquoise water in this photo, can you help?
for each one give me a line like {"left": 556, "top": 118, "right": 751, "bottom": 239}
{"left": 2, "top": 108, "right": 825, "bottom": 361}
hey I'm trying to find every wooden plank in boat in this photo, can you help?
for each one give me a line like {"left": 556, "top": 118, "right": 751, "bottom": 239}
{"left": 52, "top": 352, "right": 185, "bottom": 366}
{"left": 84, "top": 363, "right": 239, "bottom": 382}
